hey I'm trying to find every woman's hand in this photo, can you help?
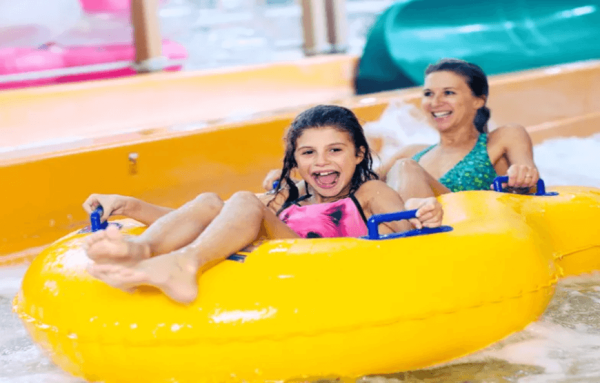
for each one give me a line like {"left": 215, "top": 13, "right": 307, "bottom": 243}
{"left": 404, "top": 197, "right": 443, "bottom": 229}
{"left": 82, "top": 194, "right": 131, "bottom": 221}
{"left": 491, "top": 124, "right": 539, "bottom": 192}
{"left": 506, "top": 164, "right": 539, "bottom": 189}
{"left": 262, "top": 169, "right": 282, "bottom": 191}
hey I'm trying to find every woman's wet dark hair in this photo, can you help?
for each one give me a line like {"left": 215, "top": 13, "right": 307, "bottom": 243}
{"left": 273, "top": 105, "right": 378, "bottom": 206}
{"left": 425, "top": 58, "right": 491, "bottom": 133}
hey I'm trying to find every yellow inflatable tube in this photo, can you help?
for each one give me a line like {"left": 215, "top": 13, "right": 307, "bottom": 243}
{"left": 13, "top": 186, "right": 600, "bottom": 383}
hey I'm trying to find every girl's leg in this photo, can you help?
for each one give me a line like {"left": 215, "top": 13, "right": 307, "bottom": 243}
{"left": 85, "top": 193, "right": 224, "bottom": 264}
{"left": 87, "top": 191, "right": 299, "bottom": 303}
{"left": 385, "top": 159, "right": 451, "bottom": 200}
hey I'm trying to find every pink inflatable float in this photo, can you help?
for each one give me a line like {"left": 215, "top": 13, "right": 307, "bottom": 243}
{"left": 0, "top": 41, "right": 187, "bottom": 90}
{"left": 79, "top": 0, "right": 166, "bottom": 13}
{"left": 57, "top": 40, "right": 186, "bottom": 84}
{"left": 0, "top": 0, "right": 186, "bottom": 91}
{"left": 0, "top": 47, "right": 64, "bottom": 89}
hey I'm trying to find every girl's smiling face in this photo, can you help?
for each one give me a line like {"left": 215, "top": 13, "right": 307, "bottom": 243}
{"left": 422, "top": 71, "right": 485, "bottom": 132}
{"left": 294, "top": 126, "right": 364, "bottom": 201}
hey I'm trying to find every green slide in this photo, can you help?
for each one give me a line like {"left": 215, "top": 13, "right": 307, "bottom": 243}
{"left": 355, "top": 0, "right": 600, "bottom": 94}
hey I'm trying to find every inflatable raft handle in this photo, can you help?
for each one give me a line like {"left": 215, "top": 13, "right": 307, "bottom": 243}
{"left": 90, "top": 206, "right": 109, "bottom": 232}
{"left": 492, "top": 176, "right": 558, "bottom": 196}
{"left": 366, "top": 210, "right": 452, "bottom": 240}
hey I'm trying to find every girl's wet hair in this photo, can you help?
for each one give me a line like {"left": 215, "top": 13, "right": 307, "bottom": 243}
{"left": 274, "top": 105, "right": 378, "bottom": 206}
{"left": 425, "top": 58, "right": 491, "bottom": 133}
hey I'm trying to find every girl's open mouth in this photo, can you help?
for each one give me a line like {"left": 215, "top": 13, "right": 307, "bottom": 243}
{"left": 313, "top": 171, "right": 340, "bottom": 189}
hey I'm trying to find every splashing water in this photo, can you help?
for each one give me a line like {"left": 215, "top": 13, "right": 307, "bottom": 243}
{"left": 1, "top": 102, "right": 600, "bottom": 382}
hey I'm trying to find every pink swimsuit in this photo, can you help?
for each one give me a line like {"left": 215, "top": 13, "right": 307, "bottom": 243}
{"left": 278, "top": 194, "right": 368, "bottom": 238}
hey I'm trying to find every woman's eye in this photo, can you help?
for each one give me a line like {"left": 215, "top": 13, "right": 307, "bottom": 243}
{"left": 423, "top": 91, "right": 432, "bottom": 97}
{"left": 444, "top": 90, "right": 455, "bottom": 95}
{"left": 330, "top": 148, "right": 342, "bottom": 153}
{"left": 301, "top": 150, "right": 313, "bottom": 155}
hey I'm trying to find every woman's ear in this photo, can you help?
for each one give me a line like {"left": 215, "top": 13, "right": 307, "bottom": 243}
{"left": 474, "top": 95, "right": 486, "bottom": 110}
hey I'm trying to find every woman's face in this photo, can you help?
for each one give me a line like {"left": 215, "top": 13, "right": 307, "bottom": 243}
{"left": 421, "top": 71, "right": 485, "bottom": 133}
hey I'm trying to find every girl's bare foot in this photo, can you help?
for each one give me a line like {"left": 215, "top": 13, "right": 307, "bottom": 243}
{"left": 84, "top": 225, "right": 150, "bottom": 265}
{"left": 87, "top": 250, "right": 200, "bottom": 304}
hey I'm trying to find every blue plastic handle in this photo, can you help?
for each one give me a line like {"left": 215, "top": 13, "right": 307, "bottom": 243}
{"left": 366, "top": 209, "right": 453, "bottom": 240}
{"left": 492, "top": 176, "right": 557, "bottom": 196}
{"left": 367, "top": 209, "right": 417, "bottom": 238}
{"left": 90, "top": 206, "right": 109, "bottom": 232}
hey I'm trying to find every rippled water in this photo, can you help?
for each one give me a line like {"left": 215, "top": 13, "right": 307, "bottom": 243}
{"left": 1, "top": 105, "right": 599, "bottom": 382}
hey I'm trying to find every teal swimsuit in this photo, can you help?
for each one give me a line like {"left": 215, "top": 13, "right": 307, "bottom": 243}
{"left": 412, "top": 133, "right": 498, "bottom": 192}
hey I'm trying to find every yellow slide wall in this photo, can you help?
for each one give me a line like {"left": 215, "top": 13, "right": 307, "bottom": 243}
{"left": 1, "top": 57, "right": 599, "bottom": 263}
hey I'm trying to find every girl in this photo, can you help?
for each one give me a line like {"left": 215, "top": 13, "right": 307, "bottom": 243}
{"left": 83, "top": 105, "right": 443, "bottom": 304}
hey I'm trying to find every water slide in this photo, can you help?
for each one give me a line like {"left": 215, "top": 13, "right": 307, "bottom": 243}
{"left": 355, "top": 0, "right": 600, "bottom": 94}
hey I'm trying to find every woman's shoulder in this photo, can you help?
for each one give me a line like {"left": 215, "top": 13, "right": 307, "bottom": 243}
{"left": 488, "top": 123, "right": 528, "bottom": 141}
{"left": 487, "top": 123, "right": 531, "bottom": 149}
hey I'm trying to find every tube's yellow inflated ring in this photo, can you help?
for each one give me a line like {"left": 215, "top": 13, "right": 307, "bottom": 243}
{"left": 13, "top": 186, "right": 600, "bottom": 383}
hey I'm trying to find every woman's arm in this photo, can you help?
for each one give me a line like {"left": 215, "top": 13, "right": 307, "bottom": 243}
{"left": 82, "top": 194, "right": 174, "bottom": 225}
{"left": 357, "top": 181, "right": 443, "bottom": 234}
{"left": 493, "top": 124, "right": 539, "bottom": 188}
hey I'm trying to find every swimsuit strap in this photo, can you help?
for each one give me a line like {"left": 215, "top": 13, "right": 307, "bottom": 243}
{"left": 349, "top": 193, "right": 368, "bottom": 224}
{"left": 412, "top": 144, "right": 437, "bottom": 163}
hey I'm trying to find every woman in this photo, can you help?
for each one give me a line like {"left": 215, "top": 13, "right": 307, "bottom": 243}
{"left": 264, "top": 59, "right": 539, "bottom": 199}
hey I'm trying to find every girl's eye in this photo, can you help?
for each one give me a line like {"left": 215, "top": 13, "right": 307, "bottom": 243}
{"left": 301, "top": 150, "right": 313, "bottom": 155}
{"left": 423, "top": 91, "right": 432, "bottom": 97}
{"left": 330, "top": 148, "right": 342, "bottom": 153}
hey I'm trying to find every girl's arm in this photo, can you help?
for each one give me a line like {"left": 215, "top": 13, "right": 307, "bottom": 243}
{"left": 357, "top": 181, "right": 443, "bottom": 234}
{"left": 83, "top": 194, "right": 174, "bottom": 225}
{"left": 492, "top": 124, "right": 539, "bottom": 188}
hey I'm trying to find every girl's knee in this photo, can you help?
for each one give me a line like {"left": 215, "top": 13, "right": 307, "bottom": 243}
{"left": 227, "top": 191, "right": 266, "bottom": 216}
{"left": 192, "top": 192, "right": 224, "bottom": 211}
{"left": 228, "top": 191, "right": 262, "bottom": 207}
